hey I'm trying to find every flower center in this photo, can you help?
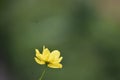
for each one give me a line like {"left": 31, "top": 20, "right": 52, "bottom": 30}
{"left": 45, "top": 61, "right": 50, "bottom": 65}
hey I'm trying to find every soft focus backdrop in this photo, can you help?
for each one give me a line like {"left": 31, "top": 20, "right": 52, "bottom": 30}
{"left": 0, "top": 0, "right": 120, "bottom": 80}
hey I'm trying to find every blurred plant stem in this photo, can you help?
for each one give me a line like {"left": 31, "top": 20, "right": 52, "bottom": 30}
{"left": 39, "top": 66, "right": 47, "bottom": 80}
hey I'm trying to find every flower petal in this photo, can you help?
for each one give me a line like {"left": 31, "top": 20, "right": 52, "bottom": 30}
{"left": 34, "top": 57, "right": 45, "bottom": 65}
{"left": 58, "top": 57, "right": 63, "bottom": 62}
{"left": 35, "top": 49, "right": 43, "bottom": 60}
{"left": 48, "top": 50, "right": 60, "bottom": 61}
{"left": 51, "top": 50, "right": 60, "bottom": 58}
{"left": 48, "top": 63, "right": 62, "bottom": 68}
{"left": 42, "top": 48, "right": 50, "bottom": 60}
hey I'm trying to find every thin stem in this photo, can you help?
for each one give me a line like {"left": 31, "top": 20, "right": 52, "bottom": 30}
{"left": 39, "top": 67, "right": 47, "bottom": 80}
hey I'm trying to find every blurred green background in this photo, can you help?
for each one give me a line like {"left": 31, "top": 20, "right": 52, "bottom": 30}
{"left": 0, "top": 0, "right": 120, "bottom": 80}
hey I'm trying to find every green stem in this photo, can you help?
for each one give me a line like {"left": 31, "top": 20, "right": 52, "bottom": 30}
{"left": 39, "top": 67, "right": 47, "bottom": 80}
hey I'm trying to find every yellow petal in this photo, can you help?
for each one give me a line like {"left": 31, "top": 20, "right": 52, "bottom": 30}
{"left": 35, "top": 49, "right": 42, "bottom": 58}
{"left": 48, "top": 63, "right": 62, "bottom": 68}
{"left": 34, "top": 57, "right": 45, "bottom": 65}
{"left": 42, "top": 48, "right": 50, "bottom": 60}
{"left": 51, "top": 50, "right": 60, "bottom": 58}
{"left": 58, "top": 57, "right": 63, "bottom": 62}
{"left": 48, "top": 50, "right": 60, "bottom": 62}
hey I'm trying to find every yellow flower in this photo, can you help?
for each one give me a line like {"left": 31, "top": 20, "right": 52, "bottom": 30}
{"left": 34, "top": 46, "right": 63, "bottom": 68}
